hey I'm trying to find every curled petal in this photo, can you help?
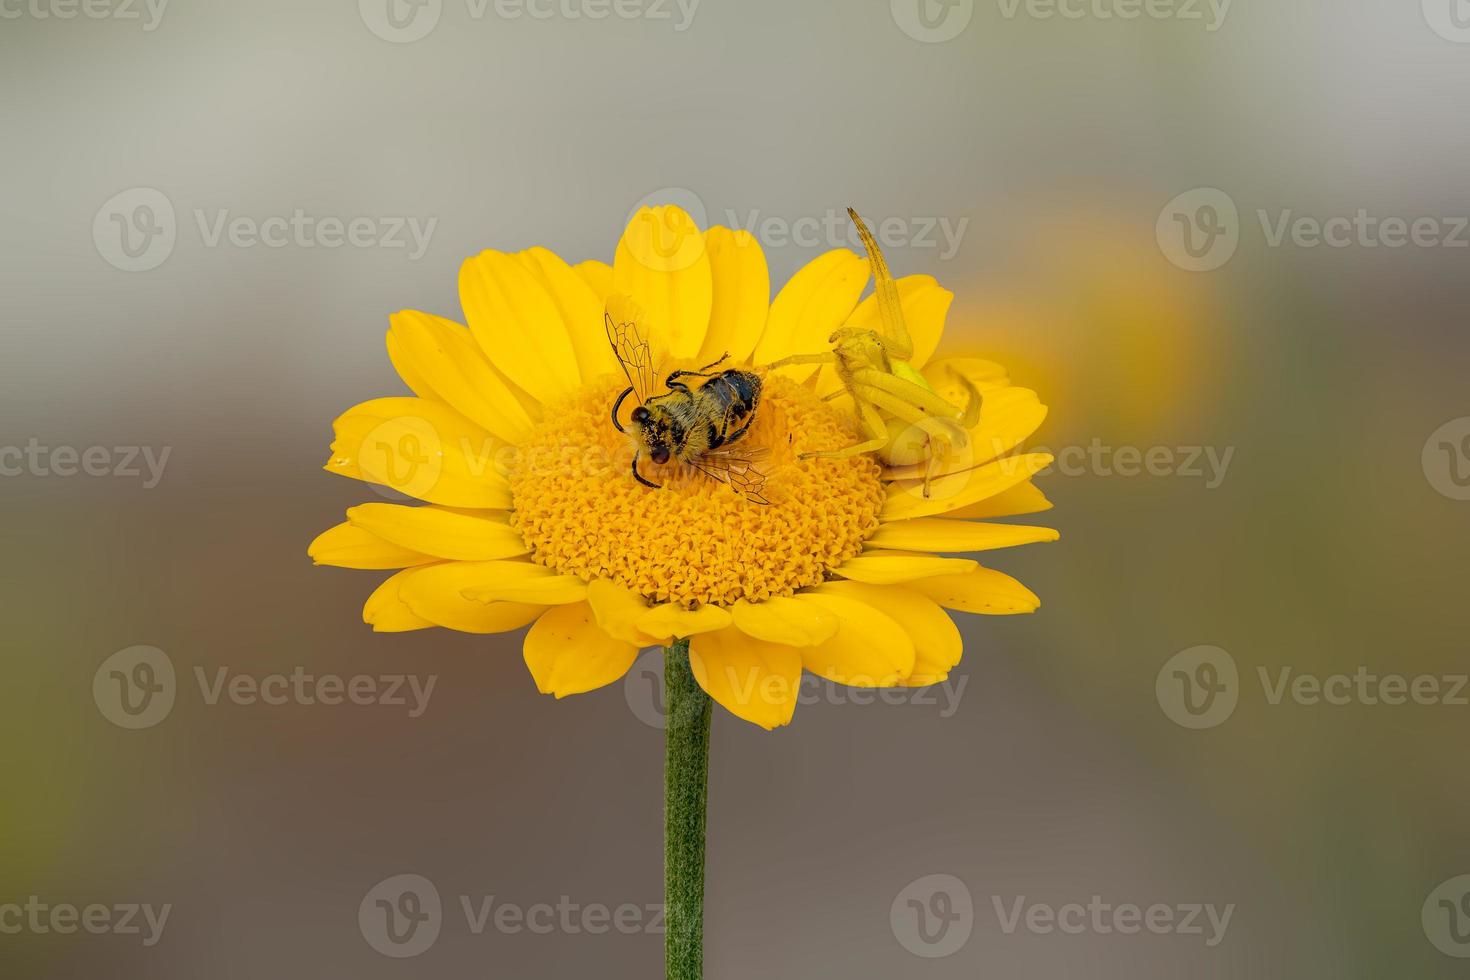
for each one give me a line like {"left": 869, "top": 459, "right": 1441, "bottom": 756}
{"left": 636, "top": 604, "right": 733, "bottom": 643}
{"left": 347, "top": 503, "right": 528, "bottom": 561}
{"left": 730, "top": 596, "right": 839, "bottom": 647}
{"left": 523, "top": 601, "right": 641, "bottom": 698}
{"left": 816, "top": 581, "right": 961, "bottom": 688}
{"left": 833, "top": 550, "right": 977, "bottom": 585}
{"left": 792, "top": 593, "right": 915, "bottom": 687}
{"left": 689, "top": 628, "right": 801, "bottom": 730}
{"left": 308, "top": 521, "right": 435, "bottom": 570}
{"left": 907, "top": 567, "right": 1041, "bottom": 615}
{"left": 397, "top": 563, "right": 547, "bottom": 633}
{"left": 363, "top": 568, "right": 437, "bottom": 632}
{"left": 868, "top": 518, "right": 1059, "bottom": 553}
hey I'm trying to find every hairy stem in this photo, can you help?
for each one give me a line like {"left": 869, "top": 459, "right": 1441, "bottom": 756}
{"left": 664, "top": 639, "right": 711, "bottom": 980}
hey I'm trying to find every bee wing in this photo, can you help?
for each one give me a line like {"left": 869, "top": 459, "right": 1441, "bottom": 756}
{"left": 691, "top": 447, "right": 771, "bottom": 506}
{"left": 605, "top": 294, "right": 658, "bottom": 404}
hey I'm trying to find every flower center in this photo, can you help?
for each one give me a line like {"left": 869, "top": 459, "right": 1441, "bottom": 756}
{"left": 509, "top": 374, "right": 885, "bottom": 607}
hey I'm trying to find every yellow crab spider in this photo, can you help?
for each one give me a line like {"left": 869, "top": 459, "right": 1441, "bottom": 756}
{"left": 765, "top": 208, "right": 981, "bottom": 496}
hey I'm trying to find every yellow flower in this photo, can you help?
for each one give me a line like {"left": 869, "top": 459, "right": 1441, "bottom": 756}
{"left": 309, "top": 205, "right": 1057, "bottom": 729}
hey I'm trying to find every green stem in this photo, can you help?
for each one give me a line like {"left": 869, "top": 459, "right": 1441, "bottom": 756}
{"left": 664, "top": 639, "right": 711, "bottom": 980}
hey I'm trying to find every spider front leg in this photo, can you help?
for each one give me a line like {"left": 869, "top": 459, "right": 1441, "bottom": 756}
{"left": 797, "top": 397, "right": 888, "bottom": 461}
{"left": 764, "top": 351, "right": 838, "bottom": 372}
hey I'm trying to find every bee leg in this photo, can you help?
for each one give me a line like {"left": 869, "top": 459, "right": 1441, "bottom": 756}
{"left": 664, "top": 353, "right": 730, "bottom": 390}
{"left": 722, "top": 409, "right": 757, "bottom": 446}
{"left": 631, "top": 452, "right": 662, "bottom": 489}
{"left": 611, "top": 386, "right": 635, "bottom": 433}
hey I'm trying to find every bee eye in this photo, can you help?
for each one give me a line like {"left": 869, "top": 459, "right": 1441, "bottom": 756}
{"left": 631, "top": 406, "right": 651, "bottom": 425}
{"left": 650, "top": 447, "right": 670, "bottom": 465}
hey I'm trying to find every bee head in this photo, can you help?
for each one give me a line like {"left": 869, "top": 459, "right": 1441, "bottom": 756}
{"left": 629, "top": 405, "right": 671, "bottom": 465}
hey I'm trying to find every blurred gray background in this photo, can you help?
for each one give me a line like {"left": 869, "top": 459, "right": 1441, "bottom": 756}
{"left": 4, "top": 0, "right": 1470, "bottom": 976}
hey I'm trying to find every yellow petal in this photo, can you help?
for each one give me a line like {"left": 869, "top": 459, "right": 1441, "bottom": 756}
{"left": 573, "top": 259, "right": 614, "bottom": 302}
{"left": 346, "top": 503, "right": 529, "bottom": 561}
{"left": 397, "top": 562, "right": 547, "bottom": 633}
{"left": 387, "top": 310, "right": 535, "bottom": 444}
{"left": 793, "top": 593, "right": 915, "bottom": 686}
{"left": 922, "top": 355, "right": 1010, "bottom": 392}
{"left": 689, "top": 628, "right": 801, "bottom": 730}
{"left": 883, "top": 453, "right": 1053, "bottom": 522}
{"left": 523, "top": 601, "right": 640, "bottom": 697}
{"left": 697, "top": 228, "right": 770, "bottom": 365}
{"left": 868, "top": 518, "right": 1059, "bottom": 553}
{"left": 459, "top": 249, "right": 581, "bottom": 401}
{"left": 308, "top": 522, "right": 435, "bottom": 570}
{"left": 833, "top": 550, "right": 976, "bottom": 584}
{"left": 449, "top": 560, "right": 588, "bottom": 605}
{"left": 325, "top": 397, "right": 511, "bottom": 508}
{"left": 730, "top": 596, "right": 839, "bottom": 647}
{"left": 612, "top": 205, "right": 712, "bottom": 359}
{"left": 385, "top": 329, "right": 435, "bottom": 399}
{"left": 517, "top": 247, "right": 621, "bottom": 383}
{"left": 816, "top": 581, "right": 961, "bottom": 687}
{"left": 753, "top": 248, "right": 869, "bottom": 378}
{"left": 363, "top": 568, "right": 436, "bottom": 632}
{"left": 906, "top": 567, "right": 1041, "bottom": 615}
{"left": 635, "top": 603, "right": 732, "bottom": 643}
{"left": 586, "top": 578, "right": 660, "bottom": 646}
{"left": 940, "top": 480, "right": 1054, "bottom": 519}
{"left": 843, "top": 274, "right": 952, "bottom": 368}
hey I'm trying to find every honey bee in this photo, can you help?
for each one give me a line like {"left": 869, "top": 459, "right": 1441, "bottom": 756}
{"left": 605, "top": 295, "right": 770, "bottom": 504}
